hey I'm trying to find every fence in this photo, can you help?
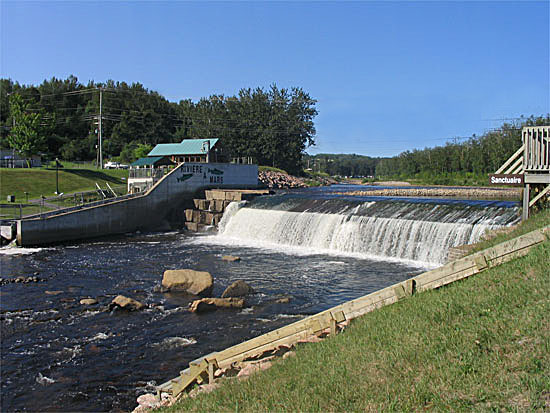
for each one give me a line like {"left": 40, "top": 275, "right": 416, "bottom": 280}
{"left": 0, "top": 185, "right": 130, "bottom": 221}
{"left": 129, "top": 168, "right": 166, "bottom": 180}
{"left": 158, "top": 225, "right": 550, "bottom": 397}
{"left": 523, "top": 126, "right": 550, "bottom": 172}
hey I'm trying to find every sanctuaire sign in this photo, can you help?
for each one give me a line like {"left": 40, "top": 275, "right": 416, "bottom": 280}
{"left": 488, "top": 174, "right": 524, "bottom": 186}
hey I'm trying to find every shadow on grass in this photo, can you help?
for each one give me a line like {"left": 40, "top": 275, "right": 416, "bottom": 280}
{"left": 45, "top": 168, "right": 123, "bottom": 184}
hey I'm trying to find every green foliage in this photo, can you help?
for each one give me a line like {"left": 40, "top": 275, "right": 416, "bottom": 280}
{"left": 6, "top": 94, "right": 47, "bottom": 165}
{"left": 0, "top": 77, "right": 318, "bottom": 175}
{"left": 376, "top": 115, "right": 550, "bottom": 180}
{"left": 133, "top": 143, "right": 153, "bottom": 160}
{"left": 304, "top": 153, "right": 380, "bottom": 177}
{"left": 259, "top": 165, "right": 288, "bottom": 174}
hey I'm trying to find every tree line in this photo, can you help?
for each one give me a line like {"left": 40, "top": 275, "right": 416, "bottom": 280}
{"left": 0, "top": 76, "right": 317, "bottom": 174}
{"left": 303, "top": 153, "right": 381, "bottom": 177}
{"left": 375, "top": 115, "right": 550, "bottom": 184}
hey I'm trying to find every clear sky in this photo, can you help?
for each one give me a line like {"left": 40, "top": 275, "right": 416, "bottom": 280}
{"left": 1, "top": 1, "right": 549, "bottom": 157}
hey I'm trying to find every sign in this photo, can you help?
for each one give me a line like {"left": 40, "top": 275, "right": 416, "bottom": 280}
{"left": 488, "top": 174, "right": 524, "bottom": 186}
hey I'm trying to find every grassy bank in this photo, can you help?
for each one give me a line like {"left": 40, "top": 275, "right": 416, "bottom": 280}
{"left": 0, "top": 166, "right": 127, "bottom": 202}
{"left": 163, "top": 215, "right": 550, "bottom": 412}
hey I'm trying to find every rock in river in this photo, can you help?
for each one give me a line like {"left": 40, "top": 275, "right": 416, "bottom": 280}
{"left": 80, "top": 298, "right": 98, "bottom": 306}
{"left": 189, "top": 297, "right": 244, "bottom": 313}
{"left": 221, "top": 280, "right": 254, "bottom": 298}
{"left": 110, "top": 295, "right": 145, "bottom": 311}
{"left": 161, "top": 269, "right": 213, "bottom": 296}
{"left": 221, "top": 255, "right": 241, "bottom": 262}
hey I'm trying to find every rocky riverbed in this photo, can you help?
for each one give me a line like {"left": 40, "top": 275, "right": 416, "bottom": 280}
{"left": 258, "top": 170, "right": 338, "bottom": 189}
{"left": 333, "top": 187, "right": 521, "bottom": 199}
{"left": 258, "top": 171, "right": 307, "bottom": 189}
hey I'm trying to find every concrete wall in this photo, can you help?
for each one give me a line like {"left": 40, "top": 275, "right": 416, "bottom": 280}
{"left": 17, "top": 163, "right": 258, "bottom": 246}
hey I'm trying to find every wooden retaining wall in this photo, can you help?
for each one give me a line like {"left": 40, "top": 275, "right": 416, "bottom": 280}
{"left": 157, "top": 225, "right": 550, "bottom": 397}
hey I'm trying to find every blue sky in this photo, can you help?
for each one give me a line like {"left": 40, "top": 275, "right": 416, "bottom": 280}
{"left": 1, "top": 1, "right": 548, "bottom": 157}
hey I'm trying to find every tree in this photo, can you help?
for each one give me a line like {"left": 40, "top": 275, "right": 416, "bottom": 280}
{"left": 133, "top": 143, "right": 153, "bottom": 160}
{"left": 7, "top": 94, "right": 46, "bottom": 166}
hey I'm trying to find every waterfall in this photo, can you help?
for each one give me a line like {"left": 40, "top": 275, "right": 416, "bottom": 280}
{"left": 213, "top": 197, "right": 520, "bottom": 267}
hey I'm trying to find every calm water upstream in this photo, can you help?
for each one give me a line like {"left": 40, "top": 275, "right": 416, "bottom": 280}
{"left": 0, "top": 186, "right": 520, "bottom": 412}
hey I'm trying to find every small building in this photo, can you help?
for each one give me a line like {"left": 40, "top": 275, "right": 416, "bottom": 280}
{"left": 128, "top": 156, "right": 174, "bottom": 194}
{"left": 148, "top": 138, "right": 223, "bottom": 164}
{"left": 127, "top": 139, "right": 223, "bottom": 194}
{"left": 0, "top": 149, "right": 42, "bottom": 168}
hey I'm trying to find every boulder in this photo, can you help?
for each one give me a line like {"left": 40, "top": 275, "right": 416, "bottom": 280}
{"left": 221, "top": 255, "right": 241, "bottom": 262}
{"left": 161, "top": 269, "right": 213, "bottom": 295}
{"left": 189, "top": 297, "right": 244, "bottom": 313}
{"left": 80, "top": 298, "right": 98, "bottom": 305}
{"left": 221, "top": 280, "right": 253, "bottom": 298}
{"left": 110, "top": 295, "right": 145, "bottom": 311}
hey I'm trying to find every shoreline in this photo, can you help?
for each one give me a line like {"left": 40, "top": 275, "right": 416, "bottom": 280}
{"left": 333, "top": 186, "right": 521, "bottom": 200}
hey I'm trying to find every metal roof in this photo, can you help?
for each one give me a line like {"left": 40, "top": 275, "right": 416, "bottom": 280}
{"left": 148, "top": 138, "right": 219, "bottom": 157}
{"left": 130, "top": 156, "right": 167, "bottom": 167}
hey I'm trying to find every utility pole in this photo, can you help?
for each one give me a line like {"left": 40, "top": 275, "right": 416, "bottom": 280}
{"left": 99, "top": 87, "right": 103, "bottom": 169}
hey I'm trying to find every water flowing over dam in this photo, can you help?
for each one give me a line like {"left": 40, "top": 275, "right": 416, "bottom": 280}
{"left": 215, "top": 194, "right": 521, "bottom": 266}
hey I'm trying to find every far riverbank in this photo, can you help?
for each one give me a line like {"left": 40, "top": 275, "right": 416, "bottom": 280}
{"left": 333, "top": 185, "right": 521, "bottom": 200}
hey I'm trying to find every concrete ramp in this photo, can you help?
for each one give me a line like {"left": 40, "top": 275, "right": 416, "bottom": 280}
{"left": 17, "top": 163, "right": 258, "bottom": 246}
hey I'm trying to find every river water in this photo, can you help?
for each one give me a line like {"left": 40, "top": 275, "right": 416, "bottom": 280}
{"left": 0, "top": 186, "right": 520, "bottom": 412}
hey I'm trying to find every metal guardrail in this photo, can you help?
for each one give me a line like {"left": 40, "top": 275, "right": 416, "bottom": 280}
{"left": 21, "top": 192, "right": 143, "bottom": 220}
{"left": 0, "top": 185, "right": 134, "bottom": 221}
{"left": 157, "top": 226, "right": 550, "bottom": 398}
{"left": 129, "top": 168, "right": 167, "bottom": 179}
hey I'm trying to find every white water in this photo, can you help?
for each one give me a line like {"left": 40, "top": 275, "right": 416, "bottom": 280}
{"left": 212, "top": 200, "right": 517, "bottom": 266}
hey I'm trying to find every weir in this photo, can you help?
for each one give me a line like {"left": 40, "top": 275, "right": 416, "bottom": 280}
{"left": 16, "top": 162, "right": 258, "bottom": 246}
{"left": 216, "top": 196, "right": 521, "bottom": 266}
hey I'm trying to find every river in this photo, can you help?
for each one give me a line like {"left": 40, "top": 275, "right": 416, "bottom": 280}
{"left": 0, "top": 185, "right": 520, "bottom": 412}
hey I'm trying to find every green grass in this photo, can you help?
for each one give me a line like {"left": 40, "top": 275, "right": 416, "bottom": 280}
{"left": 0, "top": 166, "right": 128, "bottom": 202}
{"left": 259, "top": 165, "right": 288, "bottom": 174}
{"left": 469, "top": 209, "right": 550, "bottom": 254}
{"left": 163, "top": 214, "right": 550, "bottom": 412}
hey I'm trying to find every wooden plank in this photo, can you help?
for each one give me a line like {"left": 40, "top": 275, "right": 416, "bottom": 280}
{"left": 344, "top": 294, "right": 399, "bottom": 320}
{"left": 419, "top": 266, "right": 478, "bottom": 292}
{"left": 211, "top": 316, "right": 322, "bottom": 363}
{"left": 331, "top": 310, "right": 346, "bottom": 323}
{"left": 474, "top": 255, "right": 488, "bottom": 271}
{"left": 394, "top": 284, "right": 407, "bottom": 300}
{"left": 503, "top": 157, "right": 524, "bottom": 175}
{"left": 529, "top": 184, "right": 550, "bottom": 207}
{"left": 414, "top": 259, "right": 476, "bottom": 289}
{"left": 217, "top": 329, "right": 311, "bottom": 369}
{"left": 330, "top": 318, "right": 337, "bottom": 336}
{"left": 496, "top": 144, "right": 524, "bottom": 174}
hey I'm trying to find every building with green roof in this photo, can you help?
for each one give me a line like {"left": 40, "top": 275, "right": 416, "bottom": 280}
{"left": 148, "top": 138, "right": 221, "bottom": 164}
{"left": 130, "top": 156, "right": 174, "bottom": 168}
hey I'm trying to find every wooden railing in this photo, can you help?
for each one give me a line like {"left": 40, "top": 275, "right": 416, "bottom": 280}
{"left": 523, "top": 126, "right": 550, "bottom": 172}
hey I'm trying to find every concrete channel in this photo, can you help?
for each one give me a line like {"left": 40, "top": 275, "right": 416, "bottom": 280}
{"left": 15, "top": 162, "right": 259, "bottom": 246}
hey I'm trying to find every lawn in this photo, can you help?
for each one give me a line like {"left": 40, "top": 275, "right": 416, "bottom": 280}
{"left": 0, "top": 165, "right": 128, "bottom": 202}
